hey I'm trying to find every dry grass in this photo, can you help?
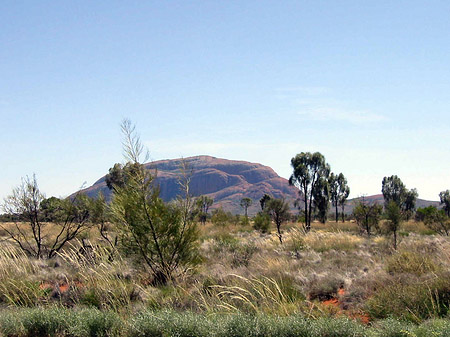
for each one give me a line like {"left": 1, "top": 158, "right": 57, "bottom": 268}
{"left": 1, "top": 219, "right": 450, "bottom": 323}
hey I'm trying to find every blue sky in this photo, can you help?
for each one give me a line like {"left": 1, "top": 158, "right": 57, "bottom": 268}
{"left": 1, "top": 1, "right": 450, "bottom": 202}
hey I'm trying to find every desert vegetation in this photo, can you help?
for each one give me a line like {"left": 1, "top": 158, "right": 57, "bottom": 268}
{"left": 1, "top": 121, "right": 450, "bottom": 336}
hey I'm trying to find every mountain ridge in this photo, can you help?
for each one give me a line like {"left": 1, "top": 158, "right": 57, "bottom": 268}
{"left": 78, "top": 155, "right": 299, "bottom": 215}
{"left": 78, "top": 156, "right": 441, "bottom": 216}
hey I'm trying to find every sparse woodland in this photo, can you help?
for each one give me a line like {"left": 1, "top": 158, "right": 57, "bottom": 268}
{"left": 1, "top": 122, "right": 450, "bottom": 336}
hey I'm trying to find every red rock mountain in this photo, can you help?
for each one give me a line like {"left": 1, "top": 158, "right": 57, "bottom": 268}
{"left": 80, "top": 155, "right": 300, "bottom": 215}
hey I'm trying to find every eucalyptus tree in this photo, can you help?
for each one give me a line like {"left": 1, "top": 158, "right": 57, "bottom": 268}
{"left": 382, "top": 175, "right": 406, "bottom": 207}
{"left": 195, "top": 195, "right": 213, "bottom": 225}
{"left": 289, "top": 152, "right": 330, "bottom": 232}
{"left": 240, "top": 197, "right": 253, "bottom": 218}
{"left": 329, "top": 172, "right": 350, "bottom": 222}
{"left": 313, "top": 177, "right": 330, "bottom": 224}
{"left": 385, "top": 200, "right": 402, "bottom": 250}
{"left": 382, "top": 175, "right": 417, "bottom": 217}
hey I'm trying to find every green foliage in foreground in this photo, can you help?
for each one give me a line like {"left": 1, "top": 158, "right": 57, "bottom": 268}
{"left": 2, "top": 308, "right": 450, "bottom": 337}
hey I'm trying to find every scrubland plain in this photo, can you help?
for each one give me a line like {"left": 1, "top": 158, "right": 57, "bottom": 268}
{"left": 1, "top": 219, "right": 450, "bottom": 336}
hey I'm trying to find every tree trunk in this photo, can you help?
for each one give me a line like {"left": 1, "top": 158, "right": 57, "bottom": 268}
{"left": 304, "top": 189, "right": 310, "bottom": 232}
{"left": 335, "top": 204, "right": 338, "bottom": 223}
{"left": 393, "top": 230, "right": 397, "bottom": 250}
{"left": 277, "top": 223, "right": 283, "bottom": 244}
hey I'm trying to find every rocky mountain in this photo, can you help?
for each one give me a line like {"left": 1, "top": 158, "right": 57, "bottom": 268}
{"left": 79, "top": 155, "right": 300, "bottom": 215}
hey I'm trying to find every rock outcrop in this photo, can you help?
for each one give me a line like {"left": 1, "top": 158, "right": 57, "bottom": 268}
{"left": 79, "top": 155, "right": 299, "bottom": 215}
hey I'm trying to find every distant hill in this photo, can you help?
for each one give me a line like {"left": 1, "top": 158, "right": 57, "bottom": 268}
{"left": 78, "top": 156, "right": 441, "bottom": 216}
{"left": 344, "top": 194, "right": 440, "bottom": 214}
{"left": 79, "top": 155, "right": 299, "bottom": 215}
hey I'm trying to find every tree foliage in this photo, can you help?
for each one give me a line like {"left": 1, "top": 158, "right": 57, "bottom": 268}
{"left": 259, "top": 194, "right": 271, "bottom": 211}
{"left": 105, "top": 162, "right": 142, "bottom": 191}
{"left": 253, "top": 211, "right": 271, "bottom": 233}
{"left": 289, "top": 152, "right": 330, "bottom": 231}
{"left": 381, "top": 175, "right": 417, "bottom": 218}
{"left": 312, "top": 177, "right": 330, "bottom": 224}
{"left": 422, "top": 206, "right": 450, "bottom": 236}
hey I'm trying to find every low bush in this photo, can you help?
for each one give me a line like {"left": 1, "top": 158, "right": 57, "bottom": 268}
{"left": 0, "top": 307, "right": 123, "bottom": 337}
{"left": 385, "top": 250, "right": 438, "bottom": 276}
{"left": 366, "top": 273, "right": 450, "bottom": 322}
{"left": 253, "top": 212, "right": 271, "bottom": 233}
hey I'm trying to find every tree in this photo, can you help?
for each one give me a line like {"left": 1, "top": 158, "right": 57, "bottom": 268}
{"left": 313, "top": 177, "right": 330, "bottom": 224}
{"left": 329, "top": 173, "right": 350, "bottom": 222}
{"left": 289, "top": 152, "right": 331, "bottom": 232}
{"left": 259, "top": 194, "right": 271, "bottom": 211}
{"left": 423, "top": 207, "right": 450, "bottom": 236}
{"left": 403, "top": 188, "right": 418, "bottom": 220}
{"left": 105, "top": 162, "right": 142, "bottom": 191}
{"left": 439, "top": 190, "right": 450, "bottom": 217}
{"left": 266, "top": 198, "right": 291, "bottom": 243}
{"left": 385, "top": 200, "right": 402, "bottom": 250}
{"left": 352, "top": 197, "right": 383, "bottom": 237}
{"left": 195, "top": 195, "right": 213, "bottom": 225}
{"left": 240, "top": 197, "right": 253, "bottom": 218}
{"left": 1, "top": 175, "right": 96, "bottom": 259}
{"left": 109, "top": 120, "right": 200, "bottom": 285}
{"left": 382, "top": 175, "right": 406, "bottom": 207}
{"left": 415, "top": 206, "right": 436, "bottom": 222}
{"left": 382, "top": 175, "right": 417, "bottom": 217}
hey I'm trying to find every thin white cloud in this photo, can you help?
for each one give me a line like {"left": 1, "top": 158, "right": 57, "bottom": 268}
{"left": 298, "top": 107, "right": 388, "bottom": 124}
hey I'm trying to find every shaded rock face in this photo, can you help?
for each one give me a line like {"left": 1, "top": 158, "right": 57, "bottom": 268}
{"left": 80, "top": 156, "right": 300, "bottom": 215}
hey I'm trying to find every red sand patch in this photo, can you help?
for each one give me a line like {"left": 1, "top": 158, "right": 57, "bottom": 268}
{"left": 320, "top": 288, "right": 371, "bottom": 324}
{"left": 39, "top": 282, "right": 53, "bottom": 290}
{"left": 322, "top": 298, "right": 339, "bottom": 307}
{"left": 58, "top": 283, "right": 69, "bottom": 293}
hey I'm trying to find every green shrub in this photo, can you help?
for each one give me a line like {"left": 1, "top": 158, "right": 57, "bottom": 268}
{"left": 371, "top": 319, "right": 415, "bottom": 337}
{"left": 0, "top": 307, "right": 123, "bottom": 337}
{"left": 129, "top": 310, "right": 212, "bottom": 337}
{"left": 13, "top": 307, "right": 69, "bottom": 337}
{"left": 69, "top": 309, "right": 123, "bottom": 337}
{"left": 253, "top": 212, "right": 271, "bottom": 233}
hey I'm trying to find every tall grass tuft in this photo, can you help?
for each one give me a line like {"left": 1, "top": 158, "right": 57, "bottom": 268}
{"left": 58, "top": 241, "right": 150, "bottom": 311}
{"left": 191, "top": 274, "right": 305, "bottom": 315}
{"left": 0, "top": 244, "right": 47, "bottom": 306}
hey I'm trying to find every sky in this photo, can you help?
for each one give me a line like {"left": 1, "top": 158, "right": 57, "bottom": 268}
{"left": 1, "top": 1, "right": 450, "bottom": 202}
